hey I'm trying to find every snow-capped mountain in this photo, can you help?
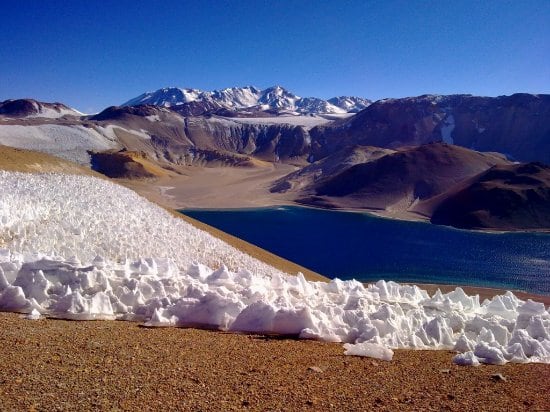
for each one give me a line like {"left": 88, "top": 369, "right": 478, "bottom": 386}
{"left": 122, "top": 86, "right": 371, "bottom": 115}
{"left": 327, "top": 96, "right": 372, "bottom": 113}
{"left": 123, "top": 88, "right": 204, "bottom": 107}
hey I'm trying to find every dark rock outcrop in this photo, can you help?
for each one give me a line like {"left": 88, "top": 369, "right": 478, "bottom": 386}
{"left": 0, "top": 99, "right": 77, "bottom": 118}
{"left": 310, "top": 94, "right": 550, "bottom": 163}
{"left": 429, "top": 162, "right": 550, "bottom": 230}
{"left": 271, "top": 145, "right": 394, "bottom": 193}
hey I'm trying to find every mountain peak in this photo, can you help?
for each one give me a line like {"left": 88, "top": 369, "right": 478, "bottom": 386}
{"left": 122, "top": 85, "right": 370, "bottom": 115}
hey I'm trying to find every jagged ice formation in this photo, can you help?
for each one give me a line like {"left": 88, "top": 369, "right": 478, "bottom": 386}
{"left": 0, "top": 171, "right": 548, "bottom": 365}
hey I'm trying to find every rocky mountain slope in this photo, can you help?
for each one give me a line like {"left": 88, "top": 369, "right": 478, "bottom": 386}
{"left": 424, "top": 162, "right": 550, "bottom": 230}
{"left": 279, "top": 143, "right": 510, "bottom": 211}
{"left": 3, "top": 93, "right": 548, "bottom": 168}
{"left": 271, "top": 145, "right": 394, "bottom": 193}
{"left": 0, "top": 93, "right": 548, "bottom": 230}
{"left": 122, "top": 85, "right": 371, "bottom": 116}
{"left": 0, "top": 99, "right": 82, "bottom": 118}
{"left": 90, "top": 105, "right": 314, "bottom": 164}
{"left": 310, "top": 93, "right": 550, "bottom": 164}
{"left": 272, "top": 141, "right": 549, "bottom": 231}
{"left": 0, "top": 102, "right": 317, "bottom": 166}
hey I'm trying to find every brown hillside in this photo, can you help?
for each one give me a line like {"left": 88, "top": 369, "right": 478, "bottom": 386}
{"left": 305, "top": 143, "right": 509, "bottom": 210}
{"left": 428, "top": 162, "right": 550, "bottom": 230}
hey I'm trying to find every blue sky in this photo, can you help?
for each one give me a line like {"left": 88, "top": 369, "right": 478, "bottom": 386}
{"left": 1, "top": 0, "right": 548, "bottom": 113}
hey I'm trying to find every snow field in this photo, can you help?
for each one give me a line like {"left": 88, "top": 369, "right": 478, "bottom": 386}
{"left": 217, "top": 115, "right": 333, "bottom": 129}
{"left": 0, "top": 125, "right": 118, "bottom": 165}
{"left": 0, "top": 171, "right": 549, "bottom": 365}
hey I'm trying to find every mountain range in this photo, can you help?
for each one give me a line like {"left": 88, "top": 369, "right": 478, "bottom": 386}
{"left": 122, "top": 86, "right": 371, "bottom": 116}
{"left": 309, "top": 93, "right": 550, "bottom": 164}
{"left": 0, "top": 88, "right": 548, "bottom": 231}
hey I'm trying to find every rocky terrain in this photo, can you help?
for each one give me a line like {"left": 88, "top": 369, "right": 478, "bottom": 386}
{"left": 2, "top": 92, "right": 548, "bottom": 167}
{"left": 1, "top": 312, "right": 548, "bottom": 412}
{"left": 309, "top": 93, "right": 550, "bottom": 164}
{"left": 0, "top": 91, "right": 548, "bottom": 231}
{"left": 425, "top": 162, "right": 550, "bottom": 230}
{"left": 274, "top": 143, "right": 510, "bottom": 212}
{"left": 270, "top": 145, "right": 395, "bottom": 194}
{"left": 270, "top": 143, "right": 550, "bottom": 231}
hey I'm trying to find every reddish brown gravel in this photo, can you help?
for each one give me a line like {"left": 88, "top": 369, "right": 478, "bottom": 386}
{"left": 0, "top": 313, "right": 549, "bottom": 411}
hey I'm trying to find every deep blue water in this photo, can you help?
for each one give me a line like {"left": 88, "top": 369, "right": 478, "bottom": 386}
{"left": 180, "top": 206, "right": 550, "bottom": 295}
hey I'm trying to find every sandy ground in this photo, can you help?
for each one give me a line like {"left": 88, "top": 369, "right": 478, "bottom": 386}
{"left": 0, "top": 312, "right": 549, "bottom": 412}
{"left": 117, "top": 161, "right": 433, "bottom": 222}
{"left": 0, "top": 145, "right": 101, "bottom": 176}
{"left": 119, "top": 163, "right": 298, "bottom": 210}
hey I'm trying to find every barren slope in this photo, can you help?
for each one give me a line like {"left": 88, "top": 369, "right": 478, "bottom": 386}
{"left": 426, "top": 162, "right": 550, "bottom": 230}
{"left": 296, "top": 143, "right": 509, "bottom": 213}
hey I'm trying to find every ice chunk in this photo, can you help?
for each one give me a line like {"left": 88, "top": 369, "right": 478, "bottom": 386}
{"left": 527, "top": 316, "right": 549, "bottom": 340}
{"left": 144, "top": 308, "right": 175, "bottom": 327}
{"left": 454, "top": 334, "right": 474, "bottom": 353}
{"left": 453, "top": 351, "right": 480, "bottom": 366}
{"left": 425, "top": 317, "right": 454, "bottom": 347}
{"left": 343, "top": 342, "right": 394, "bottom": 361}
{"left": 474, "top": 342, "right": 507, "bottom": 365}
{"left": 508, "top": 329, "right": 550, "bottom": 360}
{"left": 518, "top": 300, "right": 546, "bottom": 316}
{"left": 0, "top": 286, "right": 29, "bottom": 311}
{"left": 25, "top": 308, "right": 41, "bottom": 320}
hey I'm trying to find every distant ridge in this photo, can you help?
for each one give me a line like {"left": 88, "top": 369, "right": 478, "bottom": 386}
{"left": 122, "top": 85, "right": 371, "bottom": 116}
{"left": 0, "top": 98, "right": 82, "bottom": 118}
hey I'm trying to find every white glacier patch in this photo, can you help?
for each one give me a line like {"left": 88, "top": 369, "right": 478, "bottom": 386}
{"left": 0, "top": 124, "right": 118, "bottom": 165}
{"left": 440, "top": 114, "right": 455, "bottom": 144}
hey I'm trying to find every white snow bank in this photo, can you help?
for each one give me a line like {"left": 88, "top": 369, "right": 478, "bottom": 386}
{"left": 219, "top": 115, "right": 333, "bottom": 129}
{"left": 0, "top": 124, "right": 118, "bottom": 165}
{"left": 0, "top": 171, "right": 549, "bottom": 365}
{"left": 98, "top": 125, "right": 150, "bottom": 141}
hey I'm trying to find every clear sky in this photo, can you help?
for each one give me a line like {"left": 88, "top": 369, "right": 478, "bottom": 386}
{"left": 1, "top": 0, "right": 548, "bottom": 113}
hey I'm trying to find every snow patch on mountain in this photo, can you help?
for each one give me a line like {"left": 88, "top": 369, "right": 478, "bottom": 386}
{"left": 222, "top": 115, "right": 335, "bottom": 129}
{"left": 327, "top": 96, "right": 372, "bottom": 113}
{"left": 212, "top": 86, "right": 262, "bottom": 108}
{"left": 440, "top": 114, "right": 455, "bottom": 144}
{"left": 0, "top": 99, "right": 83, "bottom": 119}
{"left": 0, "top": 124, "right": 118, "bottom": 165}
{"left": 28, "top": 105, "right": 84, "bottom": 119}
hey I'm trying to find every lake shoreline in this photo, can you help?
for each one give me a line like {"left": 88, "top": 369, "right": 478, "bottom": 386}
{"left": 116, "top": 167, "right": 550, "bottom": 234}
{"left": 181, "top": 206, "right": 550, "bottom": 298}
{"left": 174, "top": 208, "right": 550, "bottom": 305}
{"left": 180, "top": 202, "right": 550, "bottom": 235}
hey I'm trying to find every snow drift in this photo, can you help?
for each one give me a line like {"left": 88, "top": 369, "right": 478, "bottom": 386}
{"left": 0, "top": 171, "right": 548, "bottom": 365}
